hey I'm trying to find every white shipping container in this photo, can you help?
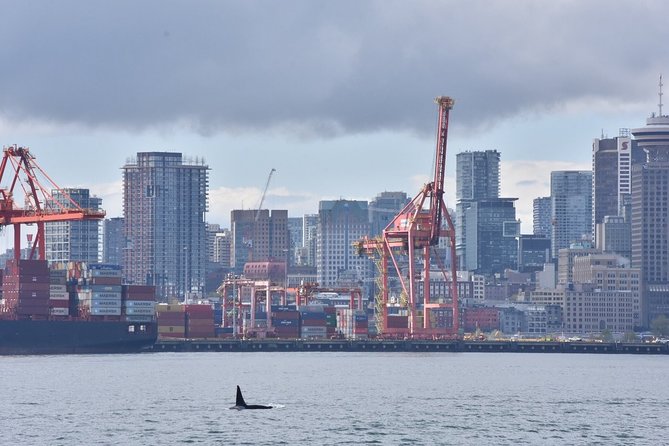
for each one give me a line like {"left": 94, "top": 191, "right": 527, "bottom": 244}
{"left": 124, "top": 300, "right": 156, "bottom": 308}
{"left": 125, "top": 315, "right": 155, "bottom": 323}
{"left": 50, "top": 308, "right": 69, "bottom": 316}
{"left": 300, "top": 326, "right": 327, "bottom": 338}
{"left": 87, "top": 299, "right": 122, "bottom": 308}
{"left": 89, "top": 269, "right": 122, "bottom": 278}
{"left": 78, "top": 291, "right": 122, "bottom": 300}
{"left": 90, "top": 307, "right": 122, "bottom": 316}
{"left": 125, "top": 307, "right": 155, "bottom": 315}
{"left": 88, "top": 285, "right": 123, "bottom": 292}
{"left": 49, "top": 292, "right": 69, "bottom": 300}
{"left": 49, "top": 284, "right": 67, "bottom": 293}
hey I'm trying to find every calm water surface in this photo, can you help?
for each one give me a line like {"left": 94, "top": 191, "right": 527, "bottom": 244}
{"left": 2, "top": 352, "right": 667, "bottom": 445}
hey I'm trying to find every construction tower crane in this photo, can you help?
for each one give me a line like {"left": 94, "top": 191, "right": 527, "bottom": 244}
{"left": 356, "top": 97, "right": 459, "bottom": 338}
{"left": 0, "top": 146, "right": 106, "bottom": 262}
{"left": 255, "top": 168, "right": 276, "bottom": 222}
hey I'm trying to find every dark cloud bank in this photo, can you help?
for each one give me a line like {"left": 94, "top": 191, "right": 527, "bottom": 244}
{"left": 0, "top": 0, "right": 667, "bottom": 137}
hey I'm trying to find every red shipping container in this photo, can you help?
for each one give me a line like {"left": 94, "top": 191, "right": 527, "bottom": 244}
{"left": 187, "top": 321, "right": 214, "bottom": 328}
{"left": 124, "top": 293, "right": 156, "bottom": 301}
{"left": 158, "top": 314, "right": 186, "bottom": 322}
{"left": 4, "top": 289, "right": 49, "bottom": 300}
{"left": 15, "top": 303, "right": 50, "bottom": 315}
{"left": 124, "top": 285, "right": 155, "bottom": 294}
{"left": 5, "top": 259, "right": 49, "bottom": 275}
{"left": 387, "top": 315, "right": 408, "bottom": 329}
{"left": 301, "top": 319, "right": 327, "bottom": 327}
{"left": 2, "top": 282, "right": 50, "bottom": 292}
{"left": 185, "top": 304, "right": 213, "bottom": 315}
{"left": 49, "top": 300, "right": 69, "bottom": 308}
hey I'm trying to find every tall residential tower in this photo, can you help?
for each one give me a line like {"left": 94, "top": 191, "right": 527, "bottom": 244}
{"left": 122, "top": 152, "right": 209, "bottom": 300}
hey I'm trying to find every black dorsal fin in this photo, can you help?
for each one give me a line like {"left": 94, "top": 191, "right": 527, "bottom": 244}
{"left": 236, "top": 385, "right": 247, "bottom": 407}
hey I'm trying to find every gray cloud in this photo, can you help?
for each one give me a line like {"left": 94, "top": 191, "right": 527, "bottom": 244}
{"left": 0, "top": 1, "right": 666, "bottom": 137}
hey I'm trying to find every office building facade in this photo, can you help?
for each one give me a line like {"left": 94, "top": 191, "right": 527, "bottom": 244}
{"left": 456, "top": 150, "right": 501, "bottom": 270}
{"left": 550, "top": 171, "right": 593, "bottom": 256}
{"left": 316, "top": 200, "right": 371, "bottom": 287}
{"left": 45, "top": 188, "right": 102, "bottom": 264}
{"left": 230, "top": 209, "right": 289, "bottom": 272}
{"left": 103, "top": 217, "right": 124, "bottom": 265}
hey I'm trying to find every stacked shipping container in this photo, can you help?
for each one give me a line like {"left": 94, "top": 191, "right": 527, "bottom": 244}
{"left": 185, "top": 304, "right": 215, "bottom": 338}
{"left": 156, "top": 303, "right": 215, "bottom": 338}
{"left": 49, "top": 269, "right": 69, "bottom": 316}
{"left": 2, "top": 260, "right": 50, "bottom": 317}
{"left": 77, "top": 264, "right": 123, "bottom": 317}
{"left": 156, "top": 304, "right": 186, "bottom": 338}
{"left": 271, "top": 305, "right": 300, "bottom": 338}
{"left": 336, "top": 309, "right": 369, "bottom": 339}
{"left": 300, "top": 305, "right": 327, "bottom": 339}
{"left": 122, "top": 285, "right": 156, "bottom": 323}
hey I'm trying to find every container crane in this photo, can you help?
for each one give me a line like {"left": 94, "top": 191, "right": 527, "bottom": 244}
{"left": 356, "top": 97, "right": 459, "bottom": 338}
{"left": 0, "top": 146, "right": 106, "bottom": 262}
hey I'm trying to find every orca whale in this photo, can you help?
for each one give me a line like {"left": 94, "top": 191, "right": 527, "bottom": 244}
{"left": 230, "top": 385, "right": 273, "bottom": 410}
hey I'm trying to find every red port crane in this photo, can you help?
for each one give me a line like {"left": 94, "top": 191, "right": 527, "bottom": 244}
{"left": 357, "top": 97, "right": 459, "bottom": 338}
{"left": 0, "top": 146, "right": 106, "bottom": 262}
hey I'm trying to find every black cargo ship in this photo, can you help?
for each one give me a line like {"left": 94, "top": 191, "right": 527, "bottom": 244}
{"left": 1, "top": 260, "right": 158, "bottom": 355}
{"left": 0, "top": 318, "right": 157, "bottom": 354}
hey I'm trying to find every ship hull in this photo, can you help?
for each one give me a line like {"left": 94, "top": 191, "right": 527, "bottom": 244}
{"left": 0, "top": 319, "right": 157, "bottom": 355}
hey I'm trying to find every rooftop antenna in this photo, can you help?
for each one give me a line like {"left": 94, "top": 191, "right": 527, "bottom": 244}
{"left": 659, "top": 74, "right": 664, "bottom": 117}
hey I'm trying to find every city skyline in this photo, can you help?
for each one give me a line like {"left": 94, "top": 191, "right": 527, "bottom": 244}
{"left": 1, "top": 2, "right": 668, "bottom": 249}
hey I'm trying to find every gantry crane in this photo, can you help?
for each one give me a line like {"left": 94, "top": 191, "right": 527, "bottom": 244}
{"left": 356, "top": 97, "right": 459, "bottom": 338}
{"left": 0, "top": 146, "right": 106, "bottom": 262}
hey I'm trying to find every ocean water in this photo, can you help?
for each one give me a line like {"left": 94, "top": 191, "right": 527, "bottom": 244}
{"left": 2, "top": 352, "right": 667, "bottom": 445}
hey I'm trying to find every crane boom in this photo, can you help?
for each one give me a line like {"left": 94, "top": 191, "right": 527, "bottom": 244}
{"left": 0, "top": 146, "right": 105, "bottom": 262}
{"left": 255, "top": 168, "right": 276, "bottom": 221}
{"left": 430, "top": 96, "right": 455, "bottom": 245}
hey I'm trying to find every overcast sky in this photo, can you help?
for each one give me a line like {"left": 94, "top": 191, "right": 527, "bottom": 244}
{"left": 0, "top": 1, "right": 667, "bottom": 250}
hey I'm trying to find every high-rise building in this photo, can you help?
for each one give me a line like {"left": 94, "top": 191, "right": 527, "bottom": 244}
{"left": 230, "top": 209, "right": 289, "bottom": 272}
{"left": 213, "top": 229, "right": 231, "bottom": 269}
{"left": 103, "top": 217, "right": 124, "bottom": 265}
{"left": 122, "top": 152, "right": 209, "bottom": 300}
{"left": 456, "top": 150, "right": 501, "bottom": 270}
{"left": 369, "top": 191, "right": 410, "bottom": 236}
{"left": 550, "top": 171, "right": 592, "bottom": 256}
{"left": 287, "top": 217, "right": 303, "bottom": 266}
{"left": 595, "top": 215, "right": 631, "bottom": 260}
{"left": 456, "top": 150, "right": 500, "bottom": 200}
{"left": 302, "top": 214, "right": 319, "bottom": 267}
{"left": 206, "top": 224, "right": 231, "bottom": 270}
{"left": 460, "top": 198, "right": 519, "bottom": 275}
{"left": 592, "top": 133, "right": 633, "bottom": 240}
{"left": 533, "top": 197, "right": 552, "bottom": 238}
{"left": 631, "top": 98, "right": 669, "bottom": 325}
{"left": 317, "top": 199, "right": 371, "bottom": 287}
{"left": 45, "top": 188, "right": 102, "bottom": 264}
{"left": 518, "top": 234, "right": 551, "bottom": 273}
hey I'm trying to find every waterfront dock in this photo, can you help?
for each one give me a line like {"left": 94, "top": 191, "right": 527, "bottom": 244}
{"left": 151, "top": 339, "right": 669, "bottom": 355}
